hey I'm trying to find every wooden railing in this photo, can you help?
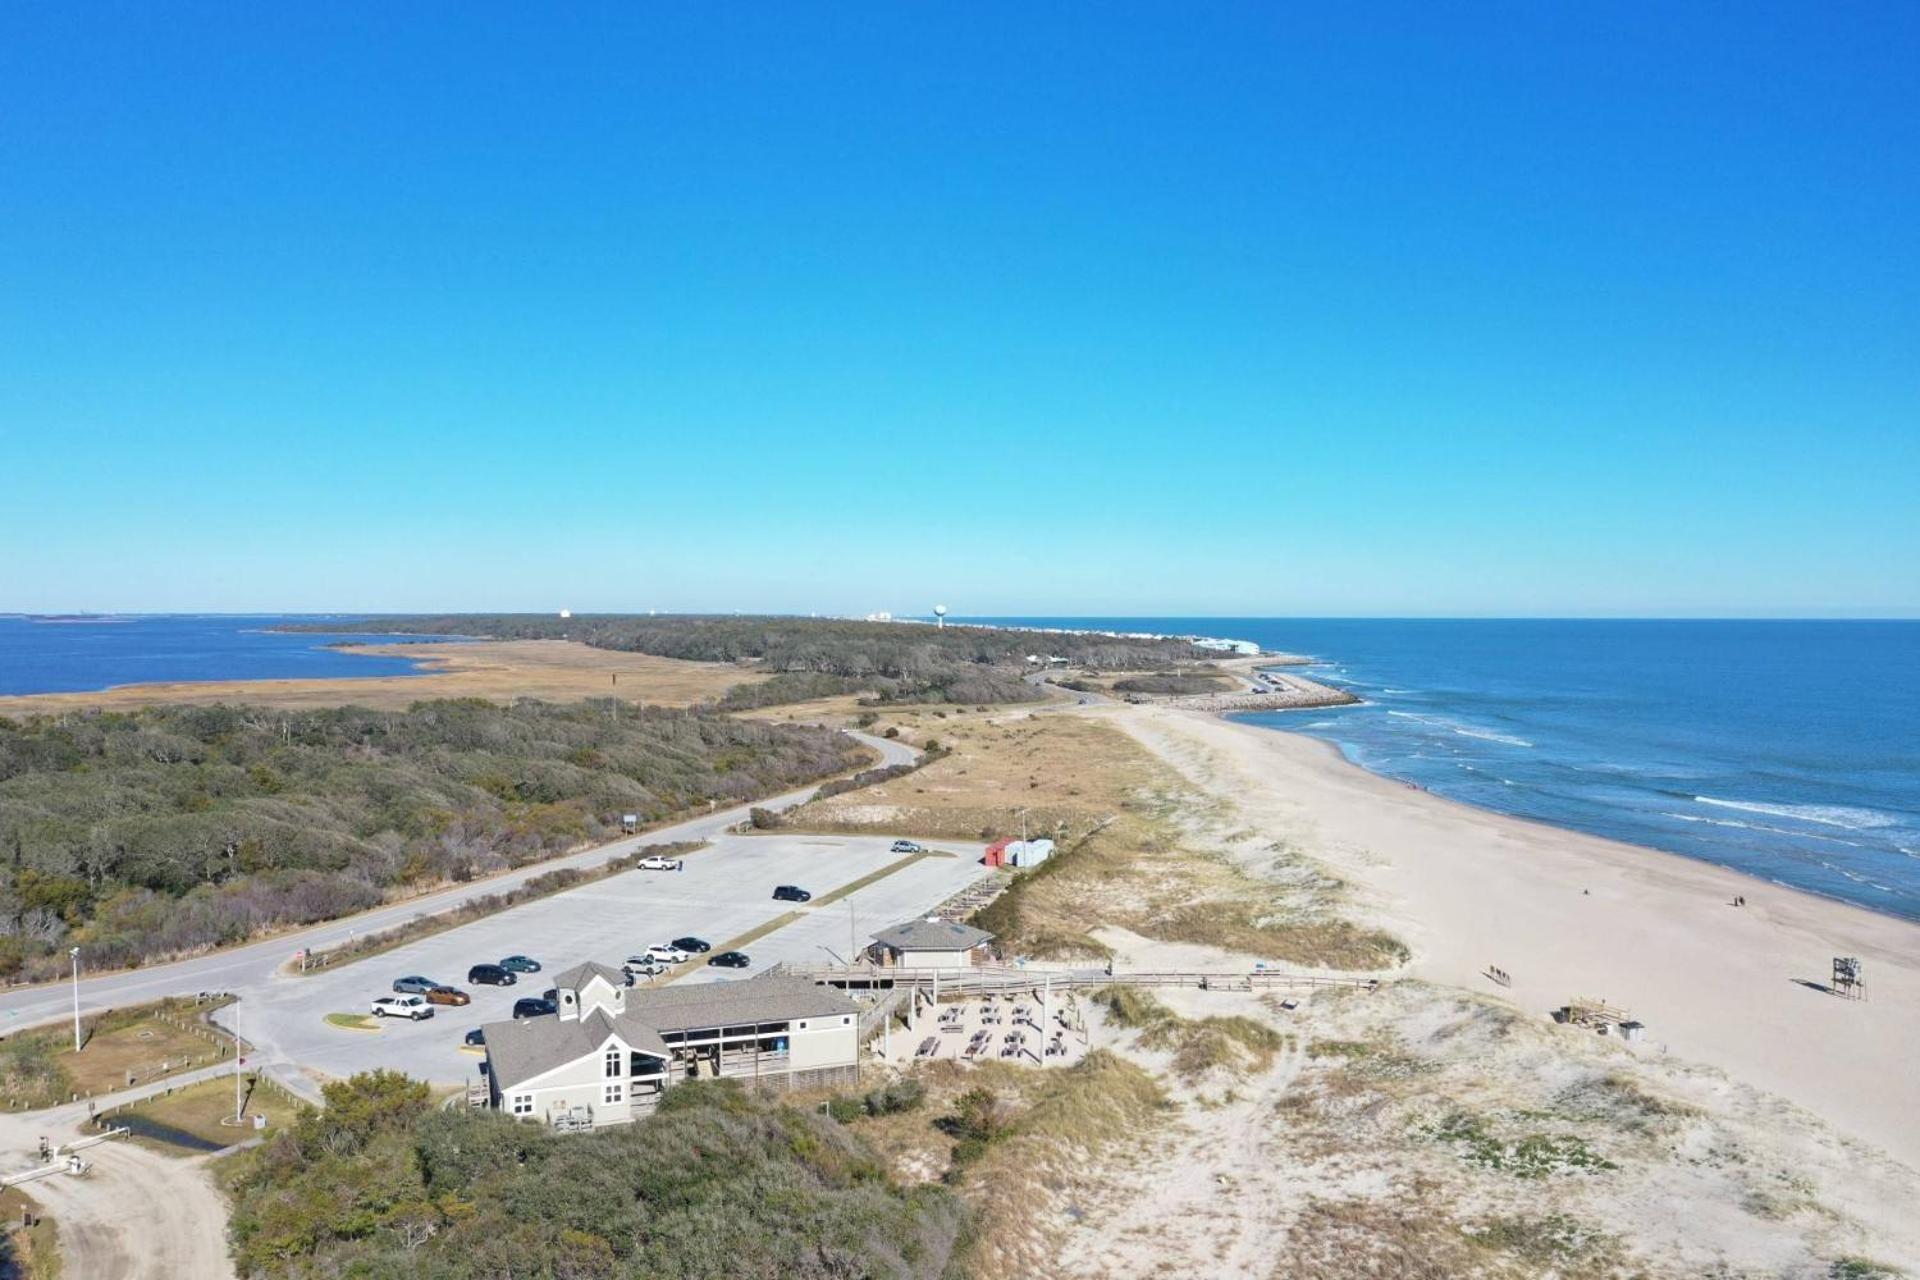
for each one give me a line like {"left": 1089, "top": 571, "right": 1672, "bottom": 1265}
{"left": 770, "top": 961, "right": 1381, "bottom": 996}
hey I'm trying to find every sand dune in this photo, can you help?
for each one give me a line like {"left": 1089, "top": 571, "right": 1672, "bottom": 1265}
{"left": 1110, "top": 703, "right": 1920, "bottom": 1173}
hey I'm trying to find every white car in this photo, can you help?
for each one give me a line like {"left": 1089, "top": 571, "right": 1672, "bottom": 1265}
{"left": 890, "top": 840, "right": 925, "bottom": 854}
{"left": 371, "top": 994, "right": 433, "bottom": 1020}
{"left": 624, "top": 954, "right": 667, "bottom": 974}
{"left": 643, "top": 943, "right": 688, "bottom": 965}
{"left": 635, "top": 855, "right": 684, "bottom": 871}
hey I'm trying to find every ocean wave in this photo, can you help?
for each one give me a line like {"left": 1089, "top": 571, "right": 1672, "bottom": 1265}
{"left": 1385, "top": 710, "right": 1533, "bottom": 748}
{"left": 1693, "top": 795, "right": 1903, "bottom": 832}
{"left": 1659, "top": 812, "right": 1867, "bottom": 848}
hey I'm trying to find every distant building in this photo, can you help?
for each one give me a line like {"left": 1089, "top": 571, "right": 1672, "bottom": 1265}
{"left": 1190, "top": 636, "right": 1260, "bottom": 655}
{"left": 983, "top": 838, "right": 1054, "bottom": 869}
{"left": 482, "top": 963, "right": 861, "bottom": 1130}
{"left": 867, "top": 918, "right": 996, "bottom": 968}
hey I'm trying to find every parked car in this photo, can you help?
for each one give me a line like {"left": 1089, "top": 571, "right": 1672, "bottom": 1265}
{"left": 424, "top": 984, "right": 471, "bottom": 1006}
{"left": 636, "top": 854, "right": 684, "bottom": 871}
{"left": 709, "top": 951, "right": 751, "bottom": 969}
{"left": 644, "top": 943, "right": 688, "bottom": 965}
{"left": 392, "top": 975, "right": 439, "bottom": 995}
{"left": 670, "top": 936, "right": 711, "bottom": 954}
{"left": 463, "top": 1027, "right": 486, "bottom": 1047}
{"left": 512, "top": 997, "right": 557, "bottom": 1019}
{"left": 499, "top": 955, "right": 541, "bottom": 973}
{"left": 372, "top": 995, "right": 433, "bottom": 1020}
{"left": 772, "top": 884, "right": 812, "bottom": 902}
{"left": 890, "top": 840, "right": 925, "bottom": 854}
{"left": 624, "top": 956, "right": 667, "bottom": 978}
{"left": 467, "top": 963, "right": 517, "bottom": 987}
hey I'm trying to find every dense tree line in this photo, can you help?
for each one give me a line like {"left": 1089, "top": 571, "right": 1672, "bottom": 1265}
{"left": 305, "top": 615, "right": 1206, "bottom": 705}
{"left": 0, "top": 700, "right": 863, "bottom": 981}
{"left": 223, "top": 1071, "right": 970, "bottom": 1280}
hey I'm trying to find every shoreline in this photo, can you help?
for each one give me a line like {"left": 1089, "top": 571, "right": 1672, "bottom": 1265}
{"left": 1229, "top": 703, "right": 1920, "bottom": 930}
{"left": 1112, "top": 701, "right": 1920, "bottom": 1170}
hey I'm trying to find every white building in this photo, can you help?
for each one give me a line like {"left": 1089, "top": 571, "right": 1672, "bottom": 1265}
{"left": 482, "top": 963, "right": 862, "bottom": 1130}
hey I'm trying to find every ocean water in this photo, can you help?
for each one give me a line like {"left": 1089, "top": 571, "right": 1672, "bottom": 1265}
{"left": 0, "top": 615, "right": 450, "bottom": 694}
{"left": 966, "top": 617, "right": 1920, "bottom": 922}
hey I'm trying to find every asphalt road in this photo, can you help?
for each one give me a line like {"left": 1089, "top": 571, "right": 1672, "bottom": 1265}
{"left": 0, "top": 729, "right": 964, "bottom": 1095}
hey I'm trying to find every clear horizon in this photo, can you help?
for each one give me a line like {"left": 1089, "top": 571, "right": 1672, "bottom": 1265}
{"left": 3, "top": 5, "right": 1916, "bottom": 616}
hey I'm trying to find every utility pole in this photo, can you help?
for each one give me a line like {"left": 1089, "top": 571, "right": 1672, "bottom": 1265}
{"left": 233, "top": 1005, "right": 245, "bottom": 1125}
{"left": 69, "top": 947, "right": 82, "bottom": 1052}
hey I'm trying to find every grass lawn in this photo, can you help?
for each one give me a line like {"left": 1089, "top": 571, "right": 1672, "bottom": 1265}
{"left": 323, "top": 1012, "right": 381, "bottom": 1031}
{"left": 0, "top": 1185, "right": 60, "bottom": 1279}
{"left": 108, "top": 1075, "right": 304, "bottom": 1156}
{"left": 1, "top": 996, "right": 238, "bottom": 1110}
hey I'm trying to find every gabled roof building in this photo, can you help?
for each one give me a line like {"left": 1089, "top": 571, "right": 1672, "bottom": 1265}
{"left": 482, "top": 963, "right": 862, "bottom": 1130}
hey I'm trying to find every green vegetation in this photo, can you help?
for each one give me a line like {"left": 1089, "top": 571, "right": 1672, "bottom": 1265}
{"left": 1829, "top": 1259, "right": 1905, "bottom": 1280}
{"left": 223, "top": 1071, "right": 969, "bottom": 1279}
{"left": 827, "top": 1077, "right": 927, "bottom": 1124}
{"left": 1415, "top": 1109, "right": 1617, "bottom": 1178}
{"left": 1091, "top": 986, "right": 1284, "bottom": 1078}
{"left": 935, "top": 1085, "right": 1014, "bottom": 1182}
{"left": 1110, "top": 673, "right": 1232, "bottom": 695}
{"left": 0, "top": 701, "right": 863, "bottom": 982}
{"left": 312, "top": 615, "right": 1207, "bottom": 706}
{"left": 323, "top": 1013, "right": 379, "bottom": 1031}
{"left": 0, "top": 995, "right": 235, "bottom": 1109}
{"left": 106, "top": 1073, "right": 304, "bottom": 1155}
{"left": 0, "top": 1187, "right": 60, "bottom": 1280}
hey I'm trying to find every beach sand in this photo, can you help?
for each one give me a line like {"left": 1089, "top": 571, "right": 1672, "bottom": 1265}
{"left": 0, "top": 639, "right": 761, "bottom": 714}
{"left": 1109, "top": 703, "right": 1920, "bottom": 1172}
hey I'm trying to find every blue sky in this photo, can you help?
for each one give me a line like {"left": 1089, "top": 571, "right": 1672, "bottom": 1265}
{"left": 2, "top": 4, "right": 1915, "bottom": 617}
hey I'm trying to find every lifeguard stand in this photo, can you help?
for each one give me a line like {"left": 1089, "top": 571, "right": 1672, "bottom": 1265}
{"left": 1832, "top": 956, "right": 1866, "bottom": 1000}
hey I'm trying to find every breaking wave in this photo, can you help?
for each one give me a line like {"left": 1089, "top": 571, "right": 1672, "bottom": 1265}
{"left": 1693, "top": 796, "right": 1903, "bottom": 832}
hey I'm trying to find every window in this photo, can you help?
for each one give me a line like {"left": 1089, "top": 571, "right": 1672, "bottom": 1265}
{"left": 604, "top": 1083, "right": 624, "bottom": 1105}
{"left": 605, "top": 1048, "right": 622, "bottom": 1078}
{"left": 511, "top": 1094, "right": 533, "bottom": 1116}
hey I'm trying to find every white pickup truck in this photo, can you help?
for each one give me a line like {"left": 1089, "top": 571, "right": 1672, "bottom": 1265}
{"left": 635, "top": 854, "right": 684, "bottom": 871}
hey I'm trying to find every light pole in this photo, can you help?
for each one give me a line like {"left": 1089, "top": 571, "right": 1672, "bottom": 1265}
{"left": 69, "top": 946, "right": 82, "bottom": 1052}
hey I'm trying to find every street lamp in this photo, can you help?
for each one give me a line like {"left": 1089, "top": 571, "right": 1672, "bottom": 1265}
{"left": 69, "top": 946, "right": 81, "bottom": 1052}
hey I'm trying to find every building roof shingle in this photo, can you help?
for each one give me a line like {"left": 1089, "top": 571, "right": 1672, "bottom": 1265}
{"left": 485, "top": 973, "right": 857, "bottom": 1092}
{"left": 870, "top": 918, "right": 994, "bottom": 952}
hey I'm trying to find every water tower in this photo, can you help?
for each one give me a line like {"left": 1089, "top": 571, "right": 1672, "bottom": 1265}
{"left": 933, "top": 604, "right": 948, "bottom": 629}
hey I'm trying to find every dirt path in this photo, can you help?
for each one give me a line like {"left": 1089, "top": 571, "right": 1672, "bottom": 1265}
{"left": 14, "top": 1140, "right": 234, "bottom": 1280}
{"left": 0, "top": 1072, "right": 239, "bottom": 1280}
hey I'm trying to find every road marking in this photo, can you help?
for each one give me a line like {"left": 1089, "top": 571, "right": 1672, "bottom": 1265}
{"left": 662, "top": 850, "right": 946, "bottom": 982}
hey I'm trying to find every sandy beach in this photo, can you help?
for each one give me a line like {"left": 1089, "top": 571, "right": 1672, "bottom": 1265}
{"left": 1110, "top": 702, "right": 1920, "bottom": 1171}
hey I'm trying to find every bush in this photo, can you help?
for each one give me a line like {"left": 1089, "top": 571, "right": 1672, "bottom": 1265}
{"left": 829, "top": 1077, "right": 927, "bottom": 1124}
{"left": 0, "top": 703, "right": 865, "bottom": 979}
{"left": 224, "top": 1073, "right": 968, "bottom": 1279}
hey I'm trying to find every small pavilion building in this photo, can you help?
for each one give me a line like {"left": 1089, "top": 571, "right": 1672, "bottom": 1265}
{"left": 867, "top": 918, "right": 996, "bottom": 968}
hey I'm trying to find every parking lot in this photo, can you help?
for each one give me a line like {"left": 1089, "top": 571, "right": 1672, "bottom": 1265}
{"left": 244, "top": 831, "right": 989, "bottom": 1087}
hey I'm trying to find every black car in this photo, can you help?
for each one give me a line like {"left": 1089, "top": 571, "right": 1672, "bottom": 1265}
{"left": 512, "top": 997, "right": 557, "bottom": 1019}
{"left": 499, "top": 955, "right": 542, "bottom": 973}
{"left": 463, "top": 1027, "right": 486, "bottom": 1047}
{"left": 709, "top": 951, "right": 751, "bottom": 969}
{"left": 671, "top": 936, "right": 712, "bottom": 954}
{"left": 772, "top": 884, "right": 812, "bottom": 902}
{"left": 468, "top": 963, "right": 517, "bottom": 987}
